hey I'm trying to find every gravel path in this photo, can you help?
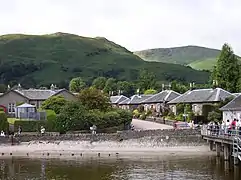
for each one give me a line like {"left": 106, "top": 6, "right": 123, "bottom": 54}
{"left": 132, "top": 119, "right": 173, "bottom": 130}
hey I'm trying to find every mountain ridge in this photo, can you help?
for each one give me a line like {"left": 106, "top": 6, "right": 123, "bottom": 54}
{"left": 0, "top": 32, "right": 210, "bottom": 88}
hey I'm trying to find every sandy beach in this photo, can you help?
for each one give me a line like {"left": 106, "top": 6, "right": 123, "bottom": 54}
{"left": 0, "top": 140, "right": 213, "bottom": 159}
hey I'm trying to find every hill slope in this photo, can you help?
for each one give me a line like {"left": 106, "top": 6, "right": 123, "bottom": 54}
{"left": 0, "top": 33, "right": 210, "bottom": 88}
{"left": 134, "top": 46, "right": 221, "bottom": 70}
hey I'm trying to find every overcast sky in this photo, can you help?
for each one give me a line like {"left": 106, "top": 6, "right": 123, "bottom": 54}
{"left": 0, "top": 0, "right": 241, "bottom": 54}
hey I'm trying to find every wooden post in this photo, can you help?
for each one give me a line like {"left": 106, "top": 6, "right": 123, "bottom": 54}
{"left": 216, "top": 143, "right": 221, "bottom": 157}
{"left": 209, "top": 141, "right": 214, "bottom": 151}
{"left": 223, "top": 144, "right": 230, "bottom": 161}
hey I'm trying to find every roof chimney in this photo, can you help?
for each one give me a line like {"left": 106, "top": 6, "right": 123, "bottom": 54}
{"left": 50, "top": 84, "right": 55, "bottom": 90}
{"left": 17, "top": 83, "right": 22, "bottom": 90}
{"left": 212, "top": 80, "right": 218, "bottom": 89}
{"left": 162, "top": 84, "right": 165, "bottom": 91}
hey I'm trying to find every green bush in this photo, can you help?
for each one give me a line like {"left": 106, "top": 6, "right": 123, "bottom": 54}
{"left": 175, "top": 113, "right": 184, "bottom": 121}
{"left": 0, "top": 111, "right": 9, "bottom": 132}
{"left": 46, "top": 110, "right": 57, "bottom": 131}
{"left": 176, "top": 103, "right": 184, "bottom": 115}
{"left": 133, "top": 109, "right": 140, "bottom": 118}
{"left": 146, "top": 109, "right": 152, "bottom": 116}
{"left": 140, "top": 113, "right": 146, "bottom": 120}
{"left": 0, "top": 108, "right": 4, "bottom": 112}
{"left": 56, "top": 101, "right": 132, "bottom": 132}
{"left": 168, "top": 111, "right": 175, "bottom": 118}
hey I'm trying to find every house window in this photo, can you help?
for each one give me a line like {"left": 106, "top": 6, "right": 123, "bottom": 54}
{"left": 193, "top": 105, "right": 197, "bottom": 112}
{"left": 8, "top": 103, "right": 15, "bottom": 113}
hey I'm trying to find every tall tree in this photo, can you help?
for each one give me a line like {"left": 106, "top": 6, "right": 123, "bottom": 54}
{"left": 138, "top": 69, "right": 156, "bottom": 92}
{"left": 117, "top": 81, "right": 135, "bottom": 97}
{"left": 213, "top": 43, "right": 240, "bottom": 92}
{"left": 92, "top": 77, "right": 107, "bottom": 90}
{"left": 78, "top": 87, "right": 111, "bottom": 111}
{"left": 103, "top": 78, "right": 117, "bottom": 94}
{"left": 69, "top": 77, "right": 86, "bottom": 92}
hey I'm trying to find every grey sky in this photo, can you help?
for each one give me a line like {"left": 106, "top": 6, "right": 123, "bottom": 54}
{"left": 0, "top": 0, "right": 241, "bottom": 54}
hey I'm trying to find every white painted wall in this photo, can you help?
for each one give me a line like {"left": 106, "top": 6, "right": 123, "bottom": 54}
{"left": 222, "top": 110, "right": 241, "bottom": 123}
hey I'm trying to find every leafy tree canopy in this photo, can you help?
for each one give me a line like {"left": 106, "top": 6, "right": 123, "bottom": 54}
{"left": 103, "top": 78, "right": 117, "bottom": 94}
{"left": 144, "top": 89, "right": 157, "bottom": 95}
{"left": 92, "top": 77, "right": 107, "bottom": 90}
{"left": 69, "top": 77, "right": 86, "bottom": 92}
{"left": 41, "top": 95, "right": 67, "bottom": 114}
{"left": 78, "top": 87, "right": 111, "bottom": 112}
{"left": 138, "top": 69, "right": 156, "bottom": 91}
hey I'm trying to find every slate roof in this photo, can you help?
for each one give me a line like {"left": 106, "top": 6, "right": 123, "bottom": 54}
{"left": 233, "top": 93, "right": 241, "bottom": 97}
{"left": 14, "top": 89, "right": 66, "bottom": 100}
{"left": 119, "top": 94, "right": 152, "bottom": 105}
{"left": 220, "top": 95, "right": 241, "bottom": 111}
{"left": 110, "top": 95, "right": 129, "bottom": 104}
{"left": 142, "top": 90, "right": 181, "bottom": 104}
{"left": 168, "top": 88, "right": 233, "bottom": 104}
{"left": 118, "top": 98, "right": 131, "bottom": 105}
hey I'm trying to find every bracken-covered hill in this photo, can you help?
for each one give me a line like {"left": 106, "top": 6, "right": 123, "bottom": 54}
{"left": 134, "top": 45, "right": 221, "bottom": 70}
{"left": 0, "top": 33, "right": 210, "bottom": 88}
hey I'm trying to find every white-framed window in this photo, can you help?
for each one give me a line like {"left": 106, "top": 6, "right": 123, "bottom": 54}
{"left": 8, "top": 103, "right": 15, "bottom": 113}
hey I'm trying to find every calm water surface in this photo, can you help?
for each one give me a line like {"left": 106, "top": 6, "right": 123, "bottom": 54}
{"left": 0, "top": 155, "right": 240, "bottom": 180}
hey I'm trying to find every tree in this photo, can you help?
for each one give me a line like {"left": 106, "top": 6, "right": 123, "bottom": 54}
{"left": 78, "top": 87, "right": 111, "bottom": 111}
{"left": 56, "top": 101, "right": 88, "bottom": 133}
{"left": 103, "top": 78, "right": 117, "bottom": 94}
{"left": 0, "top": 84, "right": 7, "bottom": 93}
{"left": 116, "top": 81, "right": 135, "bottom": 96}
{"left": 41, "top": 95, "right": 67, "bottom": 114}
{"left": 213, "top": 43, "right": 240, "bottom": 92}
{"left": 171, "top": 81, "right": 188, "bottom": 93}
{"left": 69, "top": 77, "right": 86, "bottom": 92}
{"left": 138, "top": 69, "right": 156, "bottom": 91}
{"left": 144, "top": 89, "right": 157, "bottom": 95}
{"left": 92, "top": 77, "right": 107, "bottom": 90}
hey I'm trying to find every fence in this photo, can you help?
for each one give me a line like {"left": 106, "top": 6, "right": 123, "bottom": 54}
{"left": 19, "top": 112, "right": 46, "bottom": 120}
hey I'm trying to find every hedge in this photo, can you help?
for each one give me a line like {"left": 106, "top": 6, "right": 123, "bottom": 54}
{"left": 14, "top": 120, "right": 47, "bottom": 132}
{"left": 0, "top": 111, "right": 9, "bottom": 132}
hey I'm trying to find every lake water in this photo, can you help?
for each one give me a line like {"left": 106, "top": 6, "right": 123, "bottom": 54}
{"left": 0, "top": 155, "right": 240, "bottom": 180}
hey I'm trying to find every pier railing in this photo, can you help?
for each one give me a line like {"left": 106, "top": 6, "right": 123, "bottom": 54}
{"left": 233, "top": 137, "right": 241, "bottom": 161}
{"left": 201, "top": 124, "right": 241, "bottom": 138}
{"left": 201, "top": 124, "right": 241, "bottom": 164}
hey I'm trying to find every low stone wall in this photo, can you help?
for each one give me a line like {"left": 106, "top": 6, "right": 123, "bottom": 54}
{"left": 5, "top": 129, "right": 207, "bottom": 146}
{"left": 145, "top": 117, "right": 175, "bottom": 126}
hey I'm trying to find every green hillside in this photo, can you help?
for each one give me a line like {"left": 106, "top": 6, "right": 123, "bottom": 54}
{"left": 0, "top": 33, "right": 210, "bottom": 88}
{"left": 134, "top": 45, "right": 221, "bottom": 70}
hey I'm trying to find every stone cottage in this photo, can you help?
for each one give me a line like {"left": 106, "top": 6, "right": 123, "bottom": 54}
{"left": 167, "top": 88, "right": 233, "bottom": 116}
{"left": 220, "top": 94, "right": 241, "bottom": 123}
{"left": 141, "top": 90, "right": 181, "bottom": 113}
{"left": 0, "top": 84, "right": 76, "bottom": 116}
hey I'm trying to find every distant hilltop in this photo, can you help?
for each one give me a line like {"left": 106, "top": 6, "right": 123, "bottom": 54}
{"left": 134, "top": 45, "right": 222, "bottom": 70}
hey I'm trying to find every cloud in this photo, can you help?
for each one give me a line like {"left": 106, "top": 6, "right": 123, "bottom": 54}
{"left": 0, "top": 0, "right": 241, "bottom": 54}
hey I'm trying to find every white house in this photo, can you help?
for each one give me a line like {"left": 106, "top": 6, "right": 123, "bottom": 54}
{"left": 220, "top": 95, "right": 241, "bottom": 123}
